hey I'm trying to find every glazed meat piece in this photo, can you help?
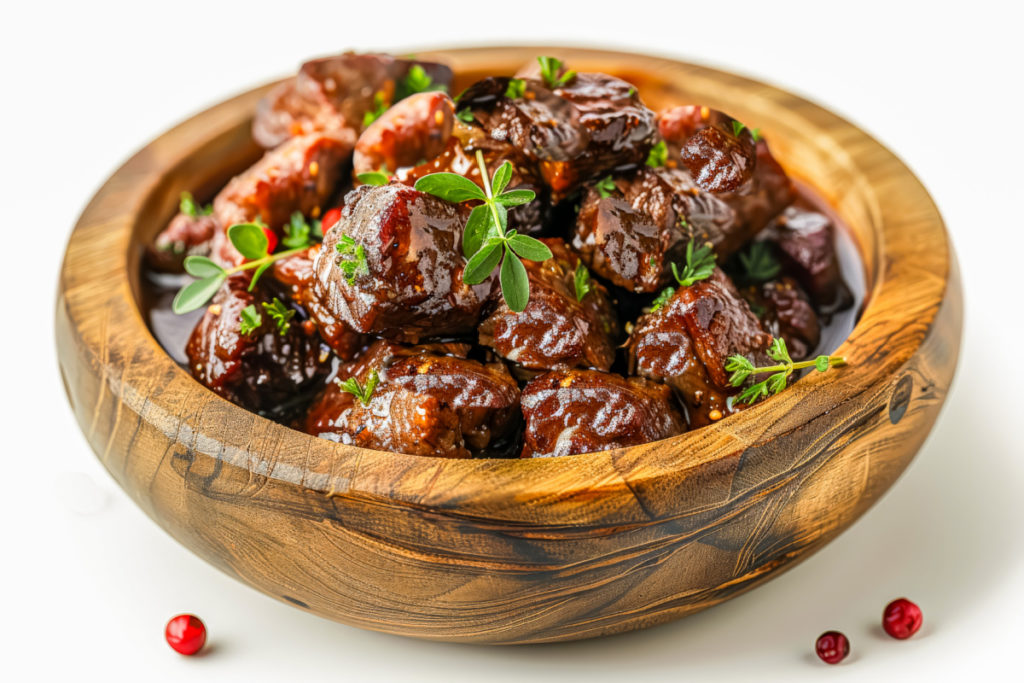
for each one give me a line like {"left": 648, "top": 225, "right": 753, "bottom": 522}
{"left": 478, "top": 239, "right": 620, "bottom": 372}
{"left": 310, "top": 184, "right": 494, "bottom": 342}
{"left": 626, "top": 268, "right": 772, "bottom": 426}
{"left": 761, "top": 206, "right": 852, "bottom": 310}
{"left": 252, "top": 53, "right": 453, "bottom": 149}
{"left": 270, "top": 246, "right": 365, "bottom": 360}
{"left": 659, "top": 105, "right": 757, "bottom": 192}
{"left": 742, "top": 277, "right": 821, "bottom": 360}
{"left": 573, "top": 137, "right": 794, "bottom": 293}
{"left": 210, "top": 131, "right": 355, "bottom": 266}
{"left": 353, "top": 91, "right": 454, "bottom": 176}
{"left": 520, "top": 369, "right": 686, "bottom": 458}
{"left": 185, "top": 275, "right": 329, "bottom": 414}
{"left": 457, "top": 73, "right": 656, "bottom": 200}
{"left": 147, "top": 210, "right": 218, "bottom": 272}
{"left": 305, "top": 340, "right": 520, "bottom": 458}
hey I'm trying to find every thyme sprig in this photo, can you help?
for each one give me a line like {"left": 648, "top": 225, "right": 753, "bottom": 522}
{"left": 337, "top": 369, "right": 380, "bottom": 406}
{"left": 726, "top": 338, "right": 847, "bottom": 405}
{"left": 670, "top": 240, "right": 716, "bottom": 288}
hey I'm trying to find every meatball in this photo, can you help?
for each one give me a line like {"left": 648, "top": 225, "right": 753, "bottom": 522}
{"left": 305, "top": 340, "right": 521, "bottom": 458}
{"left": 478, "top": 238, "right": 620, "bottom": 372}
{"left": 252, "top": 53, "right": 454, "bottom": 149}
{"left": 520, "top": 369, "right": 686, "bottom": 458}
{"left": 626, "top": 268, "right": 772, "bottom": 426}
{"left": 185, "top": 275, "right": 330, "bottom": 415}
{"left": 310, "top": 184, "right": 494, "bottom": 342}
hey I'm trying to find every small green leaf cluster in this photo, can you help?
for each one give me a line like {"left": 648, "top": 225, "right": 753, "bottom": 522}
{"left": 239, "top": 305, "right": 262, "bottom": 335}
{"left": 335, "top": 235, "right": 369, "bottom": 285}
{"left": 738, "top": 241, "right": 780, "bottom": 283}
{"left": 573, "top": 262, "right": 592, "bottom": 302}
{"left": 337, "top": 369, "right": 380, "bottom": 406}
{"left": 362, "top": 91, "right": 388, "bottom": 128}
{"left": 646, "top": 140, "right": 668, "bottom": 168}
{"left": 726, "top": 337, "right": 847, "bottom": 406}
{"left": 179, "top": 191, "right": 212, "bottom": 217}
{"left": 262, "top": 298, "right": 296, "bottom": 335}
{"left": 415, "top": 151, "right": 551, "bottom": 312}
{"left": 670, "top": 240, "right": 716, "bottom": 288}
{"left": 650, "top": 286, "right": 675, "bottom": 313}
{"left": 505, "top": 78, "right": 526, "bottom": 99}
{"left": 398, "top": 64, "right": 446, "bottom": 99}
{"left": 594, "top": 175, "right": 616, "bottom": 198}
{"left": 172, "top": 218, "right": 315, "bottom": 315}
{"left": 537, "top": 56, "right": 576, "bottom": 89}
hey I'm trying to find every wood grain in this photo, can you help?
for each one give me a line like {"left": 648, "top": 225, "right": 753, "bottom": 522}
{"left": 55, "top": 47, "right": 962, "bottom": 644}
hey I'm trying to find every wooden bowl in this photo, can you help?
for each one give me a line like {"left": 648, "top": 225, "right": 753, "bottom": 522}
{"left": 56, "top": 47, "right": 961, "bottom": 644}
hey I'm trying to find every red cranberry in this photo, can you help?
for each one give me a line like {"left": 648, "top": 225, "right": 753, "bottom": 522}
{"left": 883, "top": 598, "right": 922, "bottom": 639}
{"left": 322, "top": 207, "right": 343, "bottom": 233}
{"left": 165, "top": 614, "right": 206, "bottom": 655}
{"left": 815, "top": 631, "right": 849, "bottom": 664}
{"left": 262, "top": 227, "right": 279, "bottom": 255}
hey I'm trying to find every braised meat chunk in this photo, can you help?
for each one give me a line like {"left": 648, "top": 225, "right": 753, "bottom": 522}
{"left": 185, "top": 275, "right": 329, "bottom": 414}
{"left": 520, "top": 369, "right": 686, "bottom": 458}
{"left": 147, "top": 209, "right": 218, "bottom": 272}
{"left": 305, "top": 340, "right": 520, "bottom": 458}
{"left": 253, "top": 53, "right": 453, "bottom": 149}
{"left": 478, "top": 238, "right": 620, "bottom": 372}
{"left": 761, "top": 206, "right": 852, "bottom": 310}
{"left": 626, "top": 268, "right": 772, "bottom": 426}
{"left": 741, "top": 277, "right": 821, "bottom": 361}
{"left": 310, "top": 184, "right": 494, "bottom": 342}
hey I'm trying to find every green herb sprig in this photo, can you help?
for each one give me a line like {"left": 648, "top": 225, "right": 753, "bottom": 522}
{"left": 726, "top": 338, "right": 846, "bottom": 405}
{"left": 670, "top": 240, "right": 717, "bottom": 288}
{"left": 646, "top": 140, "right": 668, "bottom": 168}
{"left": 574, "top": 261, "right": 592, "bottom": 302}
{"left": 456, "top": 108, "right": 474, "bottom": 123}
{"left": 505, "top": 78, "right": 526, "bottom": 99}
{"left": 238, "top": 304, "right": 262, "bottom": 335}
{"left": 335, "top": 235, "right": 369, "bottom": 285}
{"left": 537, "top": 56, "right": 576, "bottom": 89}
{"left": 262, "top": 298, "right": 296, "bottom": 335}
{"left": 594, "top": 175, "right": 616, "bottom": 198}
{"left": 414, "top": 151, "right": 551, "bottom": 312}
{"left": 738, "top": 241, "right": 780, "bottom": 283}
{"left": 362, "top": 91, "right": 388, "bottom": 128}
{"left": 398, "top": 64, "right": 446, "bottom": 99}
{"left": 337, "top": 369, "right": 380, "bottom": 406}
{"left": 650, "top": 286, "right": 675, "bottom": 312}
{"left": 172, "top": 222, "right": 312, "bottom": 315}
{"left": 179, "top": 191, "right": 212, "bottom": 218}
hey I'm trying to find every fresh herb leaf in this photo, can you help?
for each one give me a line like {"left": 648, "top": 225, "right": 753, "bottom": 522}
{"left": 751, "top": 128, "right": 761, "bottom": 142}
{"left": 574, "top": 261, "right": 592, "bottom": 302}
{"left": 646, "top": 140, "right": 668, "bottom": 168}
{"left": 456, "top": 108, "right": 474, "bottom": 123}
{"left": 282, "top": 212, "right": 313, "bottom": 249}
{"left": 726, "top": 340, "right": 846, "bottom": 405}
{"left": 362, "top": 91, "right": 388, "bottom": 128}
{"left": 228, "top": 223, "right": 270, "bottom": 260}
{"left": 414, "top": 172, "right": 486, "bottom": 202}
{"left": 183, "top": 255, "right": 225, "bottom": 279}
{"left": 505, "top": 78, "right": 526, "bottom": 99}
{"left": 414, "top": 150, "right": 549, "bottom": 312}
{"left": 627, "top": 86, "right": 637, "bottom": 97}
{"left": 537, "top": 56, "right": 576, "bottom": 89}
{"left": 731, "top": 120, "right": 746, "bottom": 137}
{"left": 670, "top": 240, "right": 717, "bottom": 288}
{"left": 595, "top": 175, "right": 616, "bottom": 198}
{"left": 335, "top": 235, "right": 369, "bottom": 285}
{"left": 399, "top": 64, "right": 445, "bottom": 98}
{"left": 179, "top": 191, "right": 212, "bottom": 217}
{"left": 172, "top": 274, "right": 226, "bottom": 314}
{"left": 261, "top": 297, "right": 296, "bottom": 336}
{"left": 356, "top": 170, "right": 390, "bottom": 186}
{"left": 650, "top": 286, "right": 675, "bottom": 312}
{"left": 238, "top": 304, "right": 262, "bottom": 336}
{"left": 738, "top": 241, "right": 780, "bottom": 283}
{"left": 337, "top": 369, "right": 380, "bottom": 406}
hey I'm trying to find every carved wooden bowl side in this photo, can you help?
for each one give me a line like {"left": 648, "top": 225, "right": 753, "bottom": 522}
{"left": 56, "top": 47, "right": 961, "bottom": 644}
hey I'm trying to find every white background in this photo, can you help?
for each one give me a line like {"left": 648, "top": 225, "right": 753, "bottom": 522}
{"left": 3, "top": 1, "right": 1022, "bottom": 680}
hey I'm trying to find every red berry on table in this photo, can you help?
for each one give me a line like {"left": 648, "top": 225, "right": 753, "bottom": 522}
{"left": 322, "top": 207, "right": 343, "bottom": 233}
{"left": 262, "top": 226, "right": 279, "bottom": 255}
{"left": 882, "top": 598, "right": 923, "bottom": 639}
{"left": 165, "top": 614, "right": 207, "bottom": 655}
{"left": 815, "top": 631, "right": 850, "bottom": 664}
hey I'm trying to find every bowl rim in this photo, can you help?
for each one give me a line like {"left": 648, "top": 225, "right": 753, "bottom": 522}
{"left": 58, "top": 45, "right": 955, "bottom": 527}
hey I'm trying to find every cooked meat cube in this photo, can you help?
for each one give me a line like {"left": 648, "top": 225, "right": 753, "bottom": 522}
{"left": 520, "top": 369, "right": 686, "bottom": 458}
{"left": 310, "top": 184, "right": 494, "bottom": 342}
{"left": 185, "top": 275, "right": 329, "bottom": 414}
{"left": 659, "top": 104, "right": 757, "bottom": 192}
{"left": 270, "top": 246, "right": 365, "bottom": 360}
{"left": 147, "top": 211, "right": 218, "bottom": 272}
{"left": 742, "top": 276, "right": 821, "bottom": 360}
{"left": 305, "top": 340, "right": 520, "bottom": 458}
{"left": 457, "top": 73, "right": 656, "bottom": 200}
{"left": 626, "top": 268, "right": 772, "bottom": 426}
{"left": 252, "top": 53, "right": 454, "bottom": 149}
{"left": 210, "top": 131, "right": 354, "bottom": 266}
{"left": 761, "top": 206, "right": 852, "bottom": 310}
{"left": 573, "top": 135, "right": 794, "bottom": 293}
{"left": 478, "top": 238, "right": 620, "bottom": 371}
{"left": 353, "top": 91, "right": 455, "bottom": 177}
